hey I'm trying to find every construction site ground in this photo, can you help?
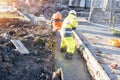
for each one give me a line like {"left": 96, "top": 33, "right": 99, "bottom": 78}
{"left": 0, "top": 12, "right": 93, "bottom": 80}
{"left": 54, "top": 32, "right": 91, "bottom": 80}
{"left": 28, "top": 14, "right": 95, "bottom": 80}
{"left": 1, "top": 10, "right": 120, "bottom": 80}
{"left": 76, "top": 18, "right": 120, "bottom": 80}
{"left": 0, "top": 13, "right": 56, "bottom": 80}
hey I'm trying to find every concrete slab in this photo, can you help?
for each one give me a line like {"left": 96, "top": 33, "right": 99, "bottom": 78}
{"left": 76, "top": 17, "right": 120, "bottom": 80}
{"left": 73, "top": 31, "right": 110, "bottom": 80}
{"left": 11, "top": 39, "right": 30, "bottom": 54}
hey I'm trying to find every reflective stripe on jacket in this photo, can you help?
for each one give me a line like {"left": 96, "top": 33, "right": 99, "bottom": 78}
{"left": 60, "top": 14, "right": 78, "bottom": 37}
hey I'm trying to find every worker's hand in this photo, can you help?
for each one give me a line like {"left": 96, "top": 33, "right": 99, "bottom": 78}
{"left": 72, "top": 27, "right": 76, "bottom": 30}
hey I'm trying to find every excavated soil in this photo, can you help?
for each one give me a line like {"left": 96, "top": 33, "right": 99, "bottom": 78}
{"left": 0, "top": 18, "right": 56, "bottom": 80}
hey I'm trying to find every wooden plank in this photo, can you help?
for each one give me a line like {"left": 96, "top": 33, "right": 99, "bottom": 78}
{"left": 11, "top": 39, "right": 30, "bottom": 54}
{"left": 52, "top": 67, "right": 64, "bottom": 80}
{"left": 60, "top": 68, "right": 64, "bottom": 80}
{"left": 17, "top": 11, "right": 34, "bottom": 24}
{"left": 17, "top": 10, "right": 30, "bottom": 21}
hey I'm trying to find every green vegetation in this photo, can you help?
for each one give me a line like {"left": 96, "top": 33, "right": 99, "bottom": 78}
{"left": 111, "top": 29, "right": 120, "bottom": 34}
{"left": 0, "top": 13, "right": 28, "bottom": 21}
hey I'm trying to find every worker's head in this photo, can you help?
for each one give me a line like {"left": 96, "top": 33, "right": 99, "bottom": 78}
{"left": 69, "top": 10, "right": 76, "bottom": 16}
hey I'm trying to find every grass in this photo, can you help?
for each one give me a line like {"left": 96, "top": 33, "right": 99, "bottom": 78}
{"left": 111, "top": 29, "right": 120, "bottom": 34}
{"left": 0, "top": 12, "right": 29, "bottom": 21}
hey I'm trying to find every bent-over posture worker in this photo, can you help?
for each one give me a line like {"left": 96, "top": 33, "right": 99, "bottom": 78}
{"left": 51, "top": 11, "right": 63, "bottom": 35}
{"left": 60, "top": 10, "right": 78, "bottom": 59}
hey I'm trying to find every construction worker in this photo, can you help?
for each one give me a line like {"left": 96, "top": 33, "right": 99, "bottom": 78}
{"left": 60, "top": 10, "right": 78, "bottom": 59}
{"left": 51, "top": 11, "right": 63, "bottom": 35}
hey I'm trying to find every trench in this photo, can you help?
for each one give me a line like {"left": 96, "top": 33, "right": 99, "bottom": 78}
{"left": 4, "top": 11, "right": 92, "bottom": 79}
{"left": 54, "top": 32, "right": 92, "bottom": 80}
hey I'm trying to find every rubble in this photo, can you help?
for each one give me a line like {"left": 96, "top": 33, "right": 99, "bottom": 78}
{"left": 0, "top": 18, "right": 55, "bottom": 80}
{"left": 110, "top": 62, "right": 118, "bottom": 69}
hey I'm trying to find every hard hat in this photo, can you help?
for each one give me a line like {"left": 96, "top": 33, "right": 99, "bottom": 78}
{"left": 69, "top": 10, "right": 76, "bottom": 15}
{"left": 56, "top": 11, "right": 61, "bottom": 15}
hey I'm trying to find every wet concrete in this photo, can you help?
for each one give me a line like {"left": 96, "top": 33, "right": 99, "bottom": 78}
{"left": 54, "top": 32, "right": 91, "bottom": 80}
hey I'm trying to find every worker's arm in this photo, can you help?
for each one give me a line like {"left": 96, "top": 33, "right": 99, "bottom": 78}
{"left": 50, "top": 20, "right": 53, "bottom": 29}
{"left": 70, "top": 18, "right": 78, "bottom": 30}
{"left": 50, "top": 16, "right": 54, "bottom": 29}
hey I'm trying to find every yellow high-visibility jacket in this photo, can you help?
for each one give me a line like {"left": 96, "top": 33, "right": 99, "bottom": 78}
{"left": 60, "top": 14, "right": 78, "bottom": 37}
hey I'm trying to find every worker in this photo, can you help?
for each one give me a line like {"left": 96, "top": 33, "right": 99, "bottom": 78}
{"left": 60, "top": 10, "right": 78, "bottom": 59}
{"left": 51, "top": 11, "right": 63, "bottom": 35}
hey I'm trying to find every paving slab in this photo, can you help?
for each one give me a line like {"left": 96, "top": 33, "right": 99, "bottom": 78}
{"left": 11, "top": 39, "right": 30, "bottom": 54}
{"left": 76, "top": 18, "right": 120, "bottom": 80}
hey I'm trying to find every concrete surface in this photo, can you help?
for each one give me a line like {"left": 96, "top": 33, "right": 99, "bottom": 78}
{"left": 73, "top": 31, "right": 110, "bottom": 80}
{"left": 54, "top": 32, "right": 91, "bottom": 80}
{"left": 76, "top": 17, "right": 120, "bottom": 80}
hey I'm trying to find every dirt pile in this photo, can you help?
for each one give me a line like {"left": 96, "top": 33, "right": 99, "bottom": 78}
{"left": 0, "top": 18, "right": 55, "bottom": 80}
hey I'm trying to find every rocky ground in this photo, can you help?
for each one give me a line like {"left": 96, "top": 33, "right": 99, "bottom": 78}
{"left": 0, "top": 18, "right": 56, "bottom": 80}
